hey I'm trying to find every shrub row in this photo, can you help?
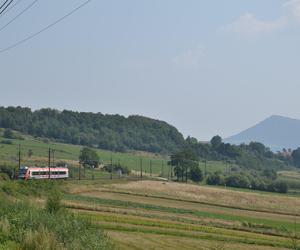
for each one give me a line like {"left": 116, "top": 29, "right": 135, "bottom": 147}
{"left": 207, "top": 172, "right": 289, "bottom": 193}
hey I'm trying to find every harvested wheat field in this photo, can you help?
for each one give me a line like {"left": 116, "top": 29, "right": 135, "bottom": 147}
{"left": 109, "top": 180, "right": 300, "bottom": 215}
{"left": 64, "top": 179, "right": 300, "bottom": 250}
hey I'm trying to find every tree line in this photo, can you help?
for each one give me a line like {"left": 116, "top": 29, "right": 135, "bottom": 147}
{"left": 168, "top": 136, "right": 300, "bottom": 193}
{"left": 184, "top": 135, "right": 300, "bottom": 170}
{"left": 0, "top": 106, "right": 185, "bottom": 153}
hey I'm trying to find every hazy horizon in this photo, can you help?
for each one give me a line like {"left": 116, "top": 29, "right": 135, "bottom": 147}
{"left": 1, "top": 0, "right": 300, "bottom": 140}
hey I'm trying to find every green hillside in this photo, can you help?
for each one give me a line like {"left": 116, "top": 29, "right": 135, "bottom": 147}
{"left": 0, "top": 106, "right": 185, "bottom": 153}
{"left": 0, "top": 128, "right": 233, "bottom": 180}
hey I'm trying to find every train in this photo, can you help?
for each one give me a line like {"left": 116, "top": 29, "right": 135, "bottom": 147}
{"left": 18, "top": 166, "right": 69, "bottom": 180}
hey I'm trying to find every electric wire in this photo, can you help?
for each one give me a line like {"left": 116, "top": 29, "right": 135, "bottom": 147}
{"left": 0, "top": 0, "right": 10, "bottom": 11}
{"left": 0, "top": 0, "right": 39, "bottom": 33}
{"left": 0, "top": 0, "right": 24, "bottom": 18}
{"left": 0, "top": 0, "right": 14, "bottom": 15}
{"left": 0, "top": 0, "right": 92, "bottom": 54}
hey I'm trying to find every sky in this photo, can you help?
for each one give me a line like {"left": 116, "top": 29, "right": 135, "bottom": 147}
{"left": 0, "top": 0, "right": 300, "bottom": 141}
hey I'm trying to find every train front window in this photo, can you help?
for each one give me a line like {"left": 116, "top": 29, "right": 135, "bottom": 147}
{"left": 19, "top": 169, "right": 27, "bottom": 175}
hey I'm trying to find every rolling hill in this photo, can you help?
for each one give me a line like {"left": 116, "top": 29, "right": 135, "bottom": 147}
{"left": 225, "top": 115, "right": 300, "bottom": 151}
{"left": 0, "top": 106, "right": 185, "bottom": 154}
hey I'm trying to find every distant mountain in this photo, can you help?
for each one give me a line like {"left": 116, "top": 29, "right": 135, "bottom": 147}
{"left": 225, "top": 115, "right": 300, "bottom": 151}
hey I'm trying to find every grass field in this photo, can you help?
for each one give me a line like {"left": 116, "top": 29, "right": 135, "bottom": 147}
{"left": 1, "top": 130, "right": 300, "bottom": 249}
{"left": 60, "top": 179, "right": 300, "bottom": 250}
{"left": 0, "top": 133, "right": 229, "bottom": 178}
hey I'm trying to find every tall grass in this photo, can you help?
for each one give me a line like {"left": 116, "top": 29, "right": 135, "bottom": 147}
{"left": 0, "top": 181, "right": 114, "bottom": 250}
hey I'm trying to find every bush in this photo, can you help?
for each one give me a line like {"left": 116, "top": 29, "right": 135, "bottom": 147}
{"left": 0, "top": 173, "right": 9, "bottom": 181}
{"left": 0, "top": 197, "right": 114, "bottom": 249}
{"left": 3, "top": 129, "right": 14, "bottom": 139}
{"left": 273, "top": 180, "right": 289, "bottom": 193}
{"left": 206, "top": 171, "right": 289, "bottom": 194}
{"left": 207, "top": 172, "right": 224, "bottom": 186}
{"left": 0, "top": 165, "right": 15, "bottom": 179}
{"left": 1, "top": 180, "right": 62, "bottom": 197}
{"left": 103, "top": 164, "right": 131, "bottom": 175}
{"left": 0, "top": 140, "right": 13, "bottom": 145}
{"left": 225, "top": 174, "right": 250, "bottom": 188}
{"left": 1, "top": 181, "right": 19, "bottom": 196}
{"left": 189, "top": 166, "right": 203, "bottom": 183}
{"left": 46, "top": 189, "right": 62, "bottom": 214}
{"left": 22, "top": 226, "right": 63, "bottom": 250}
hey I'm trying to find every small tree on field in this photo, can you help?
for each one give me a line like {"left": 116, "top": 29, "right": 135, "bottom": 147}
{"left": 3, "top": 129, "right": 14, "bottom": 139}
{"left": 28, "top": 149, "right": 33, "bottom": 158}
{"left": 169, "top": 149, "right": 199, "bottom": 182}
{"left": 79, "top": 147, "right": 100, "bottom": 168}
{"left": 189, "top": 166, "right": 203, "bottom": 183}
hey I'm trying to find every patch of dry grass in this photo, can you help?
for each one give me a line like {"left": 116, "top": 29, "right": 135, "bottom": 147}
{"left": 109, "top": 180, "right": 300, "bottom": 215}
{"left": 107, "top": 230, "right": 288, "bottom": 250}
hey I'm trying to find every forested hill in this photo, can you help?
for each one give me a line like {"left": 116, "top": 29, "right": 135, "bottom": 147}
{"left": 0, "top": 106, "right": 185, "bottom": 153}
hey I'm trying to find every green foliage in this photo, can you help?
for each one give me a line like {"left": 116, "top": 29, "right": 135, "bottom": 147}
{"left": 0, "top": 165, "right": 15, "bottom": 180}
{"left": 3, "top": 129, "right": 14, "bottom": 139}
{"left": 185, "top": 135, "right": 289, "bottom": 171}
{"left": 210, "top": 135, "right": 222, "bottom": 149}
{"left": 1, "top": 180, "right": 60, "bottom": 197}
{"left": 189, "top": 165, "right": 203, "bottom": 183}
{"left": 207, "top": 172, "right": 224, "bottom": 186}
{"left": 292, "top": 148, "right": 300, "bottom": 168}
{"left": 46, "top": 189, "right": 62, "bottom": 214}
{"left": 169, "top": 149, "right": 199, "bottom": 182}
{"left": 79, "top": 147, "right": 100, "bottom": 167}
{"left": 3, "top": 128, "right": 23, "bottom": 140}
{"left": 103, "top": 163, "right": 131, "bottom": 175}
{"left": 28, "top": 149, "right": 33, "bottom": 158}
{"left": 0, "top": 199, "right": 114, "bottom": 250}
{"left": 206, "top": 171, "right": 289, "bottom": 193}
{"left": 272, "top": 180, "right": 289, "bottom": 193}
{"left": 225, "top": 174, "right": 251, "bottom": 189}
{"left": 262, "top": 169, "right": 278, "bottom": 180}
{"left": 0, "top": 106, "right": 184, "bottom": 153}
{"left": 21, "top": 226, "right": 63, "bottom": 250}
{"left": 0, "top": 139, "right": 13, "bottom": 145}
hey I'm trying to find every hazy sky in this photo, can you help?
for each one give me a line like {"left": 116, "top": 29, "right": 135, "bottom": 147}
{"left": 0, "top": 0, "right": 300, "bottom": 140}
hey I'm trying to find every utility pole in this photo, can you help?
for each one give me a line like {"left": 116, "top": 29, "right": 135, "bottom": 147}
{"left": 204, "top": 160, "right": 207, "bottom": 179}
{"left": 79, "top": 162, "right": 81, "bottom": 180}
{"left": 17, "top": 144, "right": 21, "bottom": 179}
{"left": 161, "top": 160, "right": 164, "bottom": 177}
{"left": 52, "top": 149, "right": 55, "bottom": 167}
{"left": 140, "top": 158, "right": 143, "bottom": 179}
{"left": 48, "top": 148, "right": 51, "bottom": 179}
{"left": 185, "top": 166, "right": 188, "bottom": 183}
{"left": 150, "top": 160, "right": 152, "bottom": 177}
{"left": 110, "top": 153, "right": 113, "bottom": 180}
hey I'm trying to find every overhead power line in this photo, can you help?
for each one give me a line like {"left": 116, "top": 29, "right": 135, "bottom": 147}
{"left": 0, "top": 0, "right": 92, "bottom": 54}
{"left": 0, "top": 0, "right": 10, "bottom": 11}
{"left": 0, "top": 0, "right": 24, "bottom": 18}
{"left": 0, "top": 0, "right": 39, "bottom": 33}
{"left": 0, "top": 0, "right": 14, "bottom": 15}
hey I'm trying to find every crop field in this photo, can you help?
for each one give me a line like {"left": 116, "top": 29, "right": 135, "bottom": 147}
{"left": 62, "top": 179, "right": 300, "bottom": 250}
{"left": 2, "top": 131, "right": 300, "bottom": 249}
